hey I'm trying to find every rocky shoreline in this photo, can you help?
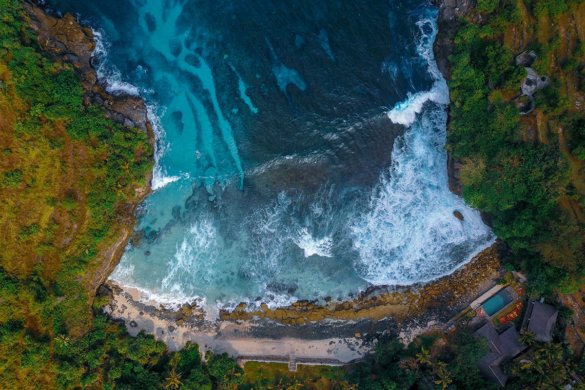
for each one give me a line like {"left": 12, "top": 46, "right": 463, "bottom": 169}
{"left": 24, "top": 2, "right": 156, "bottom": 298}
{"left": 26, "top": 3, "right": 152, "bottom": 133}
{"left": 432, "top": 0, "right": 473, "bottom": 196}
{"left": 29, "top": 0, "right": 506, "bottom": 360}
{"left": 98, "top": 243, "right": 503, "bottom": 362}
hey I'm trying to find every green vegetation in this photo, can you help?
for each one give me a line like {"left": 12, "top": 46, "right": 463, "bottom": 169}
{"left": 1, "top": 292, "right": 243, "bottom": 389}
{"left": 349, "top": 331, "right": 494, "bottom": 389}
{"left": 0, "top": 0, "right": 153, "bottom": 337}
{"left": 505, "top": 332, "right": 572, "bottom": 389}
{"left": 441, "top": 1, "right": 585, "bottom": 385}
{"left": 0, "top": 0, "right": 243, "bottom": 388}
{"left": 238, "top": 332, "right": 493, "bottom": 389}
{"left": 241, "top": 362, "right": 352, "bottom": 389}
{"left": 2, "top": 0, "right": 584, "bottom": 387}
{"left": 447, "top": 0, "right": 585, "bottom": 295}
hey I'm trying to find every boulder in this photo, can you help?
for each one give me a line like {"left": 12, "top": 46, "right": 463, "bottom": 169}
{"left": 25, "top": 4, "right": 152, "bottom": 132}
{"left": 453, "top": 210, "right": 464, "bottom": 221}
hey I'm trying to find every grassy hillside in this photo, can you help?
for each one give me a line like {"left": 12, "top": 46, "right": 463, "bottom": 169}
{"left": 0, "top": 1, "right": 245, "bottom": 388}
{"left": 1, "top": 0, "right": 583, "bottom": 387}
{"left": 446, "top": 0, "right": 585, "bottom": 294}
{"left": 0, "top": 0, "right": 154, "bottom": 333}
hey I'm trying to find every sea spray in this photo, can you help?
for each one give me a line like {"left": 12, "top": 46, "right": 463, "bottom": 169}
{"left": 49, "top": 0, "right": 495, "bottom": 311}
{"left": 351, "top": 12, "right": 494, "bottom": 284}
{"left": 294, "top": 227, "right": 334, "bottom": 258}
{"left": 92, "top": 29, "right": 183, "bottom": 191}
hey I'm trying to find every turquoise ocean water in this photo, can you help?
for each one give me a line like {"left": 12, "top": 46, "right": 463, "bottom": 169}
{"left": 46, "top": 0, "right": 494, "bottom": 310}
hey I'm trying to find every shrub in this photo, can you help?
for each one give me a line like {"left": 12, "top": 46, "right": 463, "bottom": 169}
{"left": 1, "top": 169, "right": 23, "bottom": 187}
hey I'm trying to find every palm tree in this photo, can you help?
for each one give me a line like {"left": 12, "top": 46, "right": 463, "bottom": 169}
{"left": 433, "top": 361, "right": 453, "bottom": 390}
{"left": 519, "top": 330, "right": 537, "bottom": 348}
{"left": 416, "top": 347, "right": 432, "bottom": 366}
{"left": 518, "top": 342, "right": 568, "bottom": 389}
{"left": 163, "top": 367, "right": 182, "bottom": 390}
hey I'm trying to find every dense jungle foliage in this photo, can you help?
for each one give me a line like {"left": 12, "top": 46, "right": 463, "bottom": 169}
{"left": 2, "top": 0, "right": 585, "bottom": 388}
{"left": 446, "top": 0, "right": 585, "bottom": 296}
{"left": 0, "top": 0, "right": 243, "bottom": 388}
{"left": 237, "top": 331, "right": 493, "bottom": 390}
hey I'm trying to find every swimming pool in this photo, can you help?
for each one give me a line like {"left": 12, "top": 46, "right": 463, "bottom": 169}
{"left": 482, "top": 288, "right": 514, "bottom": 316}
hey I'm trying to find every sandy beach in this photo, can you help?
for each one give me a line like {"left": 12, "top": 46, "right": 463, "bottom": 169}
{"left": 105, "top": 285, "right": 372, "bottom": 363}
{"left": 103, "top": 244, "right": 503, "bottom": 364}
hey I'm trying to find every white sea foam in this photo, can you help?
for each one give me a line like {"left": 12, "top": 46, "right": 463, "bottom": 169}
{"left": 295, "top": 227, "right": 333, "bottom": 258}
{"left": 112, "top": 277, "right": 207, "bottom": 311}
{"left": 387, "top": 18, "right": 449, "bottom": 126}
{"left": 161, "top": 218, "right": 219, "bottom": 292}
{"left": 92, "top": 30, "right": 141, "bottom": 96}
{"left": 216, "top": 289, "right": 300, "bottom": 312}
{"left": 110, "top": 263, "right": 300, "bottom": 316}
{"left": 109, "top": 257, "right": 201, "bottom": 310}
{"left": 245, "top": 191, "right": 294, "bottom": 274}
{"left": 152, "top": 175, "right": 181, "bottom": 190}
{"left": 351, "top": 108, "right": 494, "bottom": 284}
{"left": 92, "top": 30, "right": 174, "bottom": 193}
{"left": 92, "top": 29, "right": 107, "bottom": 62}
{"left": 387, "top": 86, "right": 448, "bottom": 126}
{"left": 246, "top": 153, "right": 324, "bottom": 177}
{"left": 351, "top": 13, "right": 493, "bottom": 285}
{"left": 110, "top": 262, "right": 135, "bottom": 283}
{"left": 145, "top": 104, "right": 186, "bottom": 192}
{"left": 105, "top": 79, "right": 141, "bottom": 96}
{"left": 110, "top": 219, "right": 220, "bottom": 312}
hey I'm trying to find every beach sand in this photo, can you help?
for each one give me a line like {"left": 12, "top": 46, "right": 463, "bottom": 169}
{"left": 105, "top": 285, "right": 372, "bottom": 363}
{"left": 103, "top": 244, "right": 503, "bottom": 364}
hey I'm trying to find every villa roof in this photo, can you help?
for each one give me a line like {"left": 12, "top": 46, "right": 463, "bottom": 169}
{"left": 474, "top": 322, "right": 526, "bottom": 387}
{"left": 478, "top": 351, "right": 507, "bottom": 387}
{"left": 475, "top": 322, "right": 503, "bottom": 354}
{"left": 525, "top": 301, "right": 558, "bottom": 342}
{"left": 499, "top": 327, "right": 525, "bottom": 357}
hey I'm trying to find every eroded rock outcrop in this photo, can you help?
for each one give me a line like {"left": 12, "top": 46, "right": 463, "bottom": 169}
{"left": 219, "top": 245, "right": 502, "bottom": 326}
{"left": 432, "top": 0, "right": 473, "bottom": 197}
{"left": 23, "top": 3, "right": 155, "bottom": 299}
{"left": 25, "top": 4, "right": 151, "bottom": 133}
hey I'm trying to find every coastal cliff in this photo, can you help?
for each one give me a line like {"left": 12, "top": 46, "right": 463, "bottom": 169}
{"left": 1, "top": 0, "right": 583, "bottom": 387}
{"left": 433, "top": 0, "right": 472, "bottom": 80}
{"left": 442, "top": 0, "right": 585, "bottom": 275}
{"left": 23, "top": 3, "right": 156, "bottom": 298}
{"left": 0, "top": 3, "right": 250, "bottom": 387}
{"left": 0, "top": 0, "right": 152, "bottom": 346}
{"left": 26, "top": 4, "right": 152, "bottom": 133}
{"left": 432, "top": 0, "right": 473, "bottom": 196}
{"left": 0, "top": 1, "right": 506, "bottom": 387}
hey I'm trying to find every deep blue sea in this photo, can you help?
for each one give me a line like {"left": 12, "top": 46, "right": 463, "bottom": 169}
{"left": 47, "top": 0, "right": 493, "bottom": 310}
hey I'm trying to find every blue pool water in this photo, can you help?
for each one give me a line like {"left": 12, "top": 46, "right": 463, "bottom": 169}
{"left": 482, "top": 289, "right": 513, "bottom": 316}
{"left": 46, "top": 0, "right": 494, "bottom": 310}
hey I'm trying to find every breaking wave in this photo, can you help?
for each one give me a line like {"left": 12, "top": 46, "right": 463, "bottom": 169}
{"left": 387, "top": 18, "right": 449, "bottom": 126}
{"left": 76, "top": 2, "right": 495, "bottom": 311}
{"left": 295, "top": 227, "right": 333, "bottom": 258}
{"left": 92, "top": 29, "right": 178, "bottom": 192}
{"left": 92, "top": 30, "right": 141, "bottom": 96}
{"left": 351, "top": 15, "right": 494, "bottom": 284}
